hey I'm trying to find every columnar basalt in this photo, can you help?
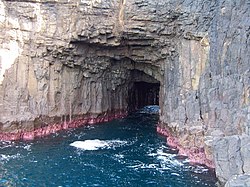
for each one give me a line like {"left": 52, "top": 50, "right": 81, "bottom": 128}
{"left": 0, "top": 0, "right": 249, "bottom": 186}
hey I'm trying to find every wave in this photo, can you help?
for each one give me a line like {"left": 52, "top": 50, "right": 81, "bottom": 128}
{"left": 0, "top": 153, "right": 21, "bottom": 162}
{"left": 70, "top": 139, "right": 127, "bottom": 151}
{"left": 146, "top": 145, "right": 185, "bottom": 170}
{"left": 137, "top": 105, "right": 160, "bottom": 114}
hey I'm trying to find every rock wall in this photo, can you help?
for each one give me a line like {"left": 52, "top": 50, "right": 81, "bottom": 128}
{"left": 0, "top": 0, "right": 249, "bottom": 185}
{"left": 158, "top": 1, "right": 250, "bottom": 185}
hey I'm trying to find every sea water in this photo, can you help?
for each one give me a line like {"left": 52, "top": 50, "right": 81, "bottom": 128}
{"left": 0, "top": 106, "right": 217, "bottom": 187}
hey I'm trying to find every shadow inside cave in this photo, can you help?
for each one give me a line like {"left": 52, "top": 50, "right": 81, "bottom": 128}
{"left": 128, "top": 69, "right": 160, "bottom": 112}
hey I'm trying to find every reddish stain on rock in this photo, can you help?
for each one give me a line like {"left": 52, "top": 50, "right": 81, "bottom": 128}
{"left": 157, "top": 126, "right": 215, "bottom": 169}
{"left": 0, "top": 111, "right": 127, "bottom": 141}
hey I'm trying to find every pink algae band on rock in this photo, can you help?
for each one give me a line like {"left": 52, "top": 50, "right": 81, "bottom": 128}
{"left": 156, "top": 126, "right": 215, "bottom": 169}
{"left": 0, "top": 112, "right": 127, "bottom": 141}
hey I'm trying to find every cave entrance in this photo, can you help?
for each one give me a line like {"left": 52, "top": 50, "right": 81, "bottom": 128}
{"left": 128, "top": 69, "right": 160, "bottom": 112}
{"left": 128, "top": 81, "right": 160, "bottom": 112}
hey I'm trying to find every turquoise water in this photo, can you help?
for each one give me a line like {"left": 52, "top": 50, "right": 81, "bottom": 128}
{"left": 0, "top": 106, "right": 217, "bottom": 187}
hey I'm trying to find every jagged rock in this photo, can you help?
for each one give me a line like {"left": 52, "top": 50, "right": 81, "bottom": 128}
{"left": 0, "top": 0, "right": 249, "bottom": 185}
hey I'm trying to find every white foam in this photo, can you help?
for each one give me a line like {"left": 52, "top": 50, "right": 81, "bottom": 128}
{"left": 192, "top": 165, "right": 209, "bottom": 173}
{"left": 70, "top": 140, "right": 108, "bottom": 150}
{"left": 70, "top": 139, "right": 127, "bottom": 151}
{"left": 171, "top": 173, "right": 180, "bottom": 176}
{"left": 23, "top": 144, "right": 31, "bottom": 151}
{"left": 0, "top": 153, "right": 21, "bottom": 162}
{"left": 147, "top": 146, "right": 185, "bottom": 167}
{"left": 114, "top": 154, "right": 124, "bottom": 159}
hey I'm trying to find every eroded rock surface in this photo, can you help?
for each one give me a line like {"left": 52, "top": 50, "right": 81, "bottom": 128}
{"left": 0, "top": 0, "right": 249, "bottom": 185}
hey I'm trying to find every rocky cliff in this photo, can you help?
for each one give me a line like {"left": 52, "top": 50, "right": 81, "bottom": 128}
{"left": 0, "top": 0, "right": 249, "bottom": 186}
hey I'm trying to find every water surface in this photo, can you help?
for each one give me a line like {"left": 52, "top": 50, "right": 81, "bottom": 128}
{"left": 0, "top": 106, "right": 217, "bottom": 186}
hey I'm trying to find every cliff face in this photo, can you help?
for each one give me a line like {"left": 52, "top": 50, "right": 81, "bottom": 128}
{"left": 0, "top": 0, "right": 249, "bottom": 185}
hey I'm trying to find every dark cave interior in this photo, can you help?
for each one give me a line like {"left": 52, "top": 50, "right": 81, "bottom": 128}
{"left": 128, "top": 81, "right": 160, "bottom": 112}
{"left": 126, "top": 67, "right": 160, "bottom": 112}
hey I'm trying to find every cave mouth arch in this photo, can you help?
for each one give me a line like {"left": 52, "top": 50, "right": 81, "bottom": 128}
{"left": 127, "top": 69, "right": 160, "bottom": 112}
{"left": 109, "top": 58, "right": 161, "bottom": 114}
